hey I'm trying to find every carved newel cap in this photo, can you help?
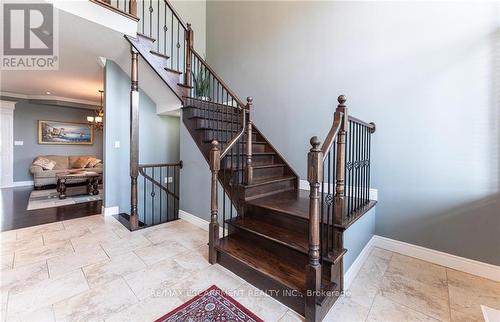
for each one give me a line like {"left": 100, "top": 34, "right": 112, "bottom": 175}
{"left": 211, "top": 139, "right": 219, "bottom": 150}
{"left": 246, "top": 97, "right": 253, "bottom": 103}
{"left": 187, "top": 23, "right": 192, "bottom": 29}
{"left": 337, "top": 95, "right": 347, "bottom": 107}
{"left": 310, "top": 136, "right": 321, "bottom": 152}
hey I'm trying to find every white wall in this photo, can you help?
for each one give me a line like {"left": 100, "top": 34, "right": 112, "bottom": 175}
{"left": 171, "top": 0, "right": 206, "bottom": 56}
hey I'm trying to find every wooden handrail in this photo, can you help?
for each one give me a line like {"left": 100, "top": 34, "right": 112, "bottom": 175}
{"left": 139, "top": 161, "right": 183, "bottom": 168}
{"left": 191, "top": 48, "right": 247, "bottom": 108}
{"left": 138, "top": 166, "right": 180, "bottom": 200}
{"left": 348, "top": 115, "right": 376, "bottom": 132}
{"left": 164, "top": 0, "right": 188, "bottom": 31}
{"left": 320, "top": 111, "right": 343, "bottom": 160}
{"left": 220, "top": 108, "right": 247, "bottom": 159}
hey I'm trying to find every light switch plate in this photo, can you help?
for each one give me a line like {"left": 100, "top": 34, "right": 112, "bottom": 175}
{"left": 164, "top": 177, "right": 173, "bottom": 184}
{"left": 114, "top": 141, "right": 120, "bottom": 148}
{"left": 14, "top": 141, "right": 24, "bottom": 146}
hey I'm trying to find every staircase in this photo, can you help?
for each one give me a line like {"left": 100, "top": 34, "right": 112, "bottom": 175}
{"left": 102, "top": 0, "right": 377, "bottom": 320}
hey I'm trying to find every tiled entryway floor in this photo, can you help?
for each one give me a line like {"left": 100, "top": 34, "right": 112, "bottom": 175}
{"left": 1, "top": 215, "right": 499, "bottom": 321}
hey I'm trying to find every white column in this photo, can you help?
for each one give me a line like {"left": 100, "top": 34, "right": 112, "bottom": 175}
{"left": 0, "top": 100, "right": 16, "bottom": 188}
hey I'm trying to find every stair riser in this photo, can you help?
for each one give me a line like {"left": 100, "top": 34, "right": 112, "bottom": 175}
{"left": 184, "top": 101, "right": 241, "bottom": 115}
{"left": 222, "top": 154, "right": 275, "bottom": 168}
{"left": 194, "top": 119, "right": 242, "bottom": 131}
{"left": 201, "top": 130, "right": 258, "bottom": 143}
{"left": 183, "top": 113, "right": 241, "bottom": 124}
{"left": 228, "top": 225, "right": 309, "bottom": 266}
{"left": 229, "top": 166, "right": 285, "bottom": 181}
{"left": 217, "top": 251, "right": 305, "bottom": 315}
{"left": 245, "top": 204, "right": 309, "bottom": 234}
{"left": 243, "top": 179, "right": 296, "bottom": 200}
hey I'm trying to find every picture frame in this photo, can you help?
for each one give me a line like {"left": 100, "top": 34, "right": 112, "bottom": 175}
{"left": 38, "top": 120, "right": 94, "bottom": 145}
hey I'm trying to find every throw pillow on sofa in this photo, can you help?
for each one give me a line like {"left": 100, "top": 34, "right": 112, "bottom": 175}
{"left": 86, "top": 157, "right": 102, "bottom": 168}
{"left": 72, "top": 157, "right": 91, "bottom": 168}
{"left": 33, "top": 157, "right": 57, "bottom": 170}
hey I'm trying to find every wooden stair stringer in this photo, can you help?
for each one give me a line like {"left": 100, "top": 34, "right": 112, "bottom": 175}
{"left": 124, "top": 34, "right": 187, "bottom": 102}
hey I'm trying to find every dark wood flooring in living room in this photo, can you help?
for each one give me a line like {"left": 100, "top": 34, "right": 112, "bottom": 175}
{"left": 0, "top": 186, "right": 101, "bottom": 232}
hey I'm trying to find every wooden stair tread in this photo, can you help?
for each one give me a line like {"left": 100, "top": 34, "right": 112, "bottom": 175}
{"left": 247, "top": 190, "right": 310, "bottom": 219}
{"left": 216, "top": 234, "right": 308, "bottom": 292}
{"left": 150, "top": 50, "right": 169, "bottom": 59}
{"left": 227, "top": 151, "right": 276, "bottom": 156}
{"left": 228, "top": 216, "right": 307, "bottom": 253}
{"left": 177, "top": 83, "right": 193, "bottom": 89}
{"left": 248, "top": 190, "right": 377, "bottom": 229}
{"left": 136, "top": 32, "right": 156, "bottom": 42}
{"left": 227, "top": 217, "right": 346, "bottom": 263}
{"left": 232, "top": 163, "right": 285, "bottom": 171}
{"left": 246, "top": 175, "right": 296, "bottom": 187}
{"left": 164, "top": 67, "right": 182, "bottom": 74}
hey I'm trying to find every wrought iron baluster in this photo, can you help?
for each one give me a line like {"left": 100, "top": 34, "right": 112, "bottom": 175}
{"left": 159, "top": 166, "right": 162, "bottom": 223}
{"left": 166, "top": 166, "right": 170, "bottom": 221}
{"left": 176, "top": 20, "right": 181, "bottom": 70}
{"left": 141, "top": 0, "right": 145, "bottom": 33}
{"left": 170, "top": 12, "right": 173, "bottom": 69}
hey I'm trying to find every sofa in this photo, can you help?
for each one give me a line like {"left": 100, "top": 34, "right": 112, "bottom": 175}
{"left": 30, "top": 155, "right": 103, "bottom": 188}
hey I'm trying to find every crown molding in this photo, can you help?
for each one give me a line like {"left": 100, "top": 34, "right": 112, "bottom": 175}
{"left": 0, "top": 92, "right": 99, "bottom": 108}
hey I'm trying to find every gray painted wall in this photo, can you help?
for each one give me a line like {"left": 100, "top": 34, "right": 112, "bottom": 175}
{"left": 180, "top": 121, "right": 211, "bottom": 221}
{"left": 205, "top": 1, "right": 500, "bottom": 265}
{"left": 104, "top": 60, "right": 180, "bottom": 213}
{"left": 104, "top": 60, "right": 131, "bottom": 212}
{"left": 13, "top": 100, "right": 103, "bottom": 182}
{"left": 344, "top": 208, "right": 375, "bottom": 271}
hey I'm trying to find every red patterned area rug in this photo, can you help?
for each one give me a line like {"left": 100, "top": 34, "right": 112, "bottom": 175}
{"left": 154, "top": 285, "right": 263, "bottom": 322}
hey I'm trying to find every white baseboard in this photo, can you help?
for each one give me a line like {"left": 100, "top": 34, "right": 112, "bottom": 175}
{"left": 344, "top": 235, "right": 376, "bottom": 289}
{"left": 179, "top": 209, "right": 210, "bottom": 231}
{"left": 179, "top": 209, "right": 499, "bottom": 283}
{"left": 1, "top": 180, "right": 34, "bottom": 188}
{"left": 299, "top": 179, "right": 378, "bottom": 201}
{"left": 101, "top": 206, "right": 119, "bottom": 216}
{"left": 178, "top": 209, "right": 227, "bottom": 237}
{"left": 372, "top": 235, "right": 500, "bottom": 282}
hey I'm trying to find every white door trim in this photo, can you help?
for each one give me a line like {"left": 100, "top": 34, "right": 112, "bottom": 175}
{"left": 0, "top": 101, "right": 16, "bottom": 188}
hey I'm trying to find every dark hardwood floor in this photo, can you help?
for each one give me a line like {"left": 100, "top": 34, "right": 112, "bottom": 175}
{"left": 0, "top": 186, "right": 102, "bottom": 232}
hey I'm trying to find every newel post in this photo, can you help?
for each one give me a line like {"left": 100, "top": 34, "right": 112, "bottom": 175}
{"left": 184, "top": 23, "right": 194, "bottom": 86}
{"left": 245, "top": 97, "right": 254, "bottom": 185}
{"left": 129, "top": 47, "right": 139, "bottom": 231}
{"left": 209, "top": 140, "right": 220, "bottom": 264}
{"left": 305, "top": 136, "right": 323, "bottom": 321}
{"left": 334, "top": 95, "right": 348, "bottom": 225}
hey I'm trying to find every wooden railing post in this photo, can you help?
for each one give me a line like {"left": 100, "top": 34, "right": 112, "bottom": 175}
{"left": 305, "top": 136, "right": 323, "bottom": 321}
{"left": 209, "top": 140, "right": 220, "bottom": 264}
{"left": 334, "top": 95, "right": 348, "bottom": 226}
{"left": 130, "top": 47, "right": 139, "bottom": 230}
{"left": 184, "top": 23, "right": 194, "bottom": 86}
{"left": 245, "top": 97, "right": 254, "bottom": 185}
{"left": 129, "top": 0, "right": 137, "bottom": 16}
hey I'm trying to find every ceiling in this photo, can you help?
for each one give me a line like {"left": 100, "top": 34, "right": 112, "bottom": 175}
{"left": 0, "top": 6, "right": 130, "bottom": 104}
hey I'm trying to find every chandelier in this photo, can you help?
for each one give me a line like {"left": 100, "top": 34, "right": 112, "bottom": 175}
{"left": 87, "top": 90, "right": 104, "bottom": 131}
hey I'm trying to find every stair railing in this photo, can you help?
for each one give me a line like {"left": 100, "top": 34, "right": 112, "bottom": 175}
{"left": 208, "top": 97, "right": 252, "bottom": 264}
{"left": 306, "top": 95, "right": 376, "bottom": 320}
{"left": 138, "top": 162, "right": 182, "bottom": 227}
{"left": 136, "top": 0, "right": 189, "bottom": 75}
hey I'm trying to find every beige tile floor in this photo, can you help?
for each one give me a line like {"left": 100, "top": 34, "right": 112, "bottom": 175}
{"left": 1, "top": 215, "right": 499, "bottom": 322}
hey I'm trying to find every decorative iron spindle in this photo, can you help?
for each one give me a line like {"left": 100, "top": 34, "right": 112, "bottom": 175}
{"left": 312, "top": 96, "right": 376, "bottom": 264}
{"left": 138, "top": 162, "right": 182, "bottom": 227}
